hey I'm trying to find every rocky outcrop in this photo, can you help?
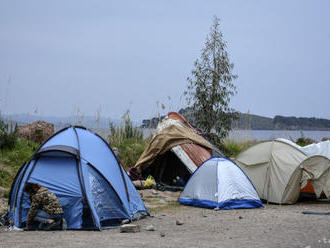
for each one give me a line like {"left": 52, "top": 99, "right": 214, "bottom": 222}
{"left": 17, "top": 121, "right": 54, "bottom": 143}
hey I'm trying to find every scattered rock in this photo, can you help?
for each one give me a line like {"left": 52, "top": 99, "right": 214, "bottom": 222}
{"left": 151, "top": 189, "right": 158, "bottom": 195}
{"left": 120, "top": 224, "right": 140, "bottom": 233}
{"left": 145, "top": 225, "right": 156, "bottom": 231}
{"left": 160, "top": 232, "right": 166, "bottom": 237}
{"left": 238, "top": 216, "right": 243, "bottom": 219}
{"left": 0, "top": 197, "right": 8, "bottom": 216}
{"left": 112, "top": 147, "right": 121, "bottom": 160}
{"left": 176, "top": 219, "right": 184, "bottom": 225}
{"left": 132, "top": 180, "right": 145, "bottom": 190}
{"left": 121, "top": 219, "right": 130, "bottom": 225}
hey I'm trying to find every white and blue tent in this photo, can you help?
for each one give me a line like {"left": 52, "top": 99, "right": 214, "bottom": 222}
{"left": 178, "top": 157, "right": 263, "bottom": 209}
{"left": 8, "top": 126, "right": 148, "bottom": 230}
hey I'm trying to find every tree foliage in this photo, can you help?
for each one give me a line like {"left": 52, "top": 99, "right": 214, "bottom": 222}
{"left": 185, "top": 16, "right": 238, "bottom": 142}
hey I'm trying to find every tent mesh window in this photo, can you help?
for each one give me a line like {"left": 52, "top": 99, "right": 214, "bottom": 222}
{"left": 88, "top": 166, "right": 127, "bottom": 226}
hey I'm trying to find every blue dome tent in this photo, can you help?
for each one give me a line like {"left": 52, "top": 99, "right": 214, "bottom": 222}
{"left": 8, "top": 126, "right": 148, "bottom": 230}
{"left": 178, "top": 157, "right": 263, "bottom": 210}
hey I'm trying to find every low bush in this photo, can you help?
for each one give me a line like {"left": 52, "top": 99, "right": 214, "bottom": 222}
{"left": 111, "top": 138, "right": 147, "bottom": 169}
{"left": 108, "top": 110, "right": 147, "bottom": 169}
{"left": 217, "top": 139, "right": 256, "bottom": 158}
{"left": 0, "top": 169, "right": 12, "bottom": 189}
{"left": 0, "top": 119, "right": 18, "bottom": 150}
{"left": 0, "top": 138, "right": 38, "bottom": 192}
{"left": 296, "top": 137, "right": 315, "bottom": 147}
{"left": 0, "top": 139, "right": 39, "bottom": 168}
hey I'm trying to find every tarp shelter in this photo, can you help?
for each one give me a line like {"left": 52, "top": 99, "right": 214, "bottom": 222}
{"left": 178, "top": 157, "right": 263, "bottom": 209}
{"left": 8, "top": 126, "right": 148, "bottom": 230}
{"left": 235, "top": 140, "right": 307, "bottom": 204}
{"left": 134, "top": 112, "right": 216, "bottom": 186}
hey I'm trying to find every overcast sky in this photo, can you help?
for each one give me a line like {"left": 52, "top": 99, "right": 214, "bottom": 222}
{"left": 1, "top": 0, "right": 329, "bottom": 120}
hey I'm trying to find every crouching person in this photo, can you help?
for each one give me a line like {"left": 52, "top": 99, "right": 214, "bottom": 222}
{"left": 24, "top": 183, "right": 66, "bottom": 230}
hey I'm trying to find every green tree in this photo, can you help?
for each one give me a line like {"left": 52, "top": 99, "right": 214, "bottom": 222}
{"left": 185, "top": 16, "right": 238, "bottom": 142}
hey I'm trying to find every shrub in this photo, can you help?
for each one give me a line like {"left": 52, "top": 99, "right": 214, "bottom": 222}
{"left": 296, "top": 137, "right": 315, "bottom": 147}
{"left": 0, "top": 169, "right": 12, "bottom": 188}
{"left": 0, "top": 138, "right": 38, "bottom": 192}
{"left": 108, "top": 110, "right": 147, "bottom": 169}
{"left": 217, "top": 139, "right": 254, "bottom": 158}
{"left": 0, "top": 119, "right": 18, "bottom": 150}
{"left": 0, "top": 139, "right": 38, "bottom": 168}
{"left": 111, "top": 138, "right": 147, "bottom": 170}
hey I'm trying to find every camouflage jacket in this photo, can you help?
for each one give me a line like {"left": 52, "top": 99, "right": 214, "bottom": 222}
{"left": 27, "top": 186, "right": 63, "bottom": 225}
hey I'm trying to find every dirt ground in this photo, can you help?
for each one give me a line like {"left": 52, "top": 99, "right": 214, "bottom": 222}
{"left": 1, "top": 189, "right": 330, "bottom": 248}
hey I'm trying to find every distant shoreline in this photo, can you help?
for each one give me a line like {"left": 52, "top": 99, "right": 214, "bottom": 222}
{"left": 3, "top": 113, "right": 330, "bottom": 132}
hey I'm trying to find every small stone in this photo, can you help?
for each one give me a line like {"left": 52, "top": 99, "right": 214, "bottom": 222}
{"left": 145, "top": 225, "right": 156, "bottom": 231}
{"left": 214, "top": 207, "right": 220, "bottom": 211}
{"left": 120, "top": 224, "right": 140, "bottom": 233}
{"left": 238, "top": 216, "right": 243, "bottom": 219}
{"left": 176, "top": 219, "right": 184, "bottom": 225}
{"left": 151, "top": 189, "right": 158, "bottom": 195}
{"left": 121, "top": 219, "right": 130, "bottom": 225}
{"left": 160, "top": 232, "right": 166, "bottom": 237}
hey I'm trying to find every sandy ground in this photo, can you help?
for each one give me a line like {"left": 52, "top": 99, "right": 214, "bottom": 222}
{"left": 1, "top": 190, "right": 330, "bottom": 248}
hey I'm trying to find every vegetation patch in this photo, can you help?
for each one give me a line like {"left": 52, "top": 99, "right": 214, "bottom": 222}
{"left": 218, "top": 139, "right": 257, "bottom": 158}
{"left": 0, "top": 139, "right": 39, "bottom": 168}
{"left": 0, "top": 169, "right": 12, "bottom": 189}
{"left": 111, "top": 138, "right": 148, "bottom": 169}
{"left": 0, "top": 139, "right": 39, "bottom": 192}
{"left": 108, "top": 110, "right": 148, "bottom": 169}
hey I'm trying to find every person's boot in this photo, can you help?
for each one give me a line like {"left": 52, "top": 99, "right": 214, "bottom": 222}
{"left": 44, "top": 219, "right": 61, "bottom": 230}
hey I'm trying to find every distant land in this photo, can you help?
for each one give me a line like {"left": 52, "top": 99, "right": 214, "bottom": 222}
{"left": 141, "top": 110, "right": 330, "bottom": 131}
{"left": 233, "top": 113, "right": 330, "bottom": 130}
{"left": 1, "top": 113, "right": 123, "bottom": 131}
{"left": 2, "top": 112, "right": 330, "bottom": 131}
